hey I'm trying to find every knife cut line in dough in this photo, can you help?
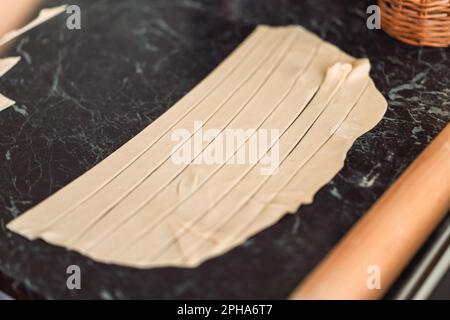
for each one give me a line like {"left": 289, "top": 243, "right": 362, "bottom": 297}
{"left": 185, "top": 80, "right": 386, "bottom": 266}
{"left": 231, "top": 80, "right": 386, "bottom": 243}
{"left": 70, "top": 37, "right": 327, "bottom": 253}
{"left": 89, "top": 51, "right": 351, "bottom": 261}
{"left": 115, "top": 60, "right": 368, "bottom": 265}
{"left": 170, "top": 79, "right": 370, "bottom": 265}
{"left": 8, "top": 26, "right": 291, "bottom": 236}
{"left": 32, "top": 28, "right": 300, "bottom": 242}
{"left": 60, "top": 28, "right": 322, "bottom": 250}
{"left": 7, "top": 26, "right": 387, "bottom": 269}
{"left": 81, "top": 40, "right": 326, "bottom": 257}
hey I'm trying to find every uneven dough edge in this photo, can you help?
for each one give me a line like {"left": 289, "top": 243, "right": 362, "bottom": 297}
{"left": 6, "top": 25, "right": 388, "bottom": 269}
{"left": 6, "top": 25, "right": 284, "bottom": 236}
{"left": 157, "top": 80, "right": 387, "bottom": 269}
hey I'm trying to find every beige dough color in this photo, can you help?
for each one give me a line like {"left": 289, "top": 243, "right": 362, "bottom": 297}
{"left": 0, "top": 56, "right": 21, "bottom": 111}
{"left": 7, "top": 25, "right": 387, "bottom": 268}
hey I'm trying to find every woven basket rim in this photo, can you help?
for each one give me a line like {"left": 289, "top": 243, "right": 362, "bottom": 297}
{"left": 379, "top": 0, "right": 450, "bottom": 47}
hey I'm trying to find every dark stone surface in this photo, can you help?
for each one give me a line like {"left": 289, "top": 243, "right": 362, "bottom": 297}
{"left": 0, "top": 0, "right": 448, "bottom": 299}
{"left": 431, "top": 266, "right": 450, "bottom": 300}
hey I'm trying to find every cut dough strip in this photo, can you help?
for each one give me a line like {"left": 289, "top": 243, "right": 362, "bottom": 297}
{"left": 118, "top": 60, "right": 369, "bottom": 267}
{"left": 31, "top": 27, "right": 298, "bottom": 242}
{"left": 66, "top": 28, "right": 323, "bottom": 252}
{"left": 231, "top": 80, "right": 387, "bottom": 243}
{"left": 7, "top": 26, "right": 387, "bottom": 269}
{"left": 80, "top": 40, "right": 325, "bottom": 257}
{"left": 192, "top": 80, "right": 387, "bottom": 265}
{"left": 8, "top": 26, "right": 289, "bottom": 236}
{"left": 150, "top": 67, "right": 371, "bottom": 267}
{"left": 87, "top": 51, "right": 351, "bottom": 262}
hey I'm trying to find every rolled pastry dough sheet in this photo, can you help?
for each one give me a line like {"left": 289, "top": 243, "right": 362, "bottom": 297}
{"left": 51, "top": 27, "right": 322, "bottom": 249}
{"left": 8, "top": 26, "right": 290, "bottom": 236}
{"left": 187, "top": 79, "right": 387, "bottom": 266}
{"left": 113, "top": 59, "right": 367, "bottom": 266}
{"left": 72, "top": 36, "right": 343, "bottom": 253}
{"left": 89, "top": 55, "right": 353, "bottom": 262}
{"left": 34, "top": 27, "right": 314, "bottom": 244}
{"left": 7, "top": 25, "right": 387, "bottom": 269}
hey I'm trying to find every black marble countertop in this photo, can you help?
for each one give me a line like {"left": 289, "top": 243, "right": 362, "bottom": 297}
{"left": 0, "top": 0, "right": 448, "bottom": 299}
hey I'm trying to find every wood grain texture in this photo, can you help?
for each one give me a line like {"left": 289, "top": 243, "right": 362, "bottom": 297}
{"left": 290, "top": 123, "right": 450, "bottom": 299}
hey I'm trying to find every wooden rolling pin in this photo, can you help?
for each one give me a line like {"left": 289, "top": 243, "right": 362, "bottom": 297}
{"left": 290, "top": 123, "right": 450, "bottom": 299}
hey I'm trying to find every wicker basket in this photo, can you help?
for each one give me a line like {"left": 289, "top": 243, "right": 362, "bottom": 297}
{"left": 379, "top": 0, "right": 450, "bottom": 47}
